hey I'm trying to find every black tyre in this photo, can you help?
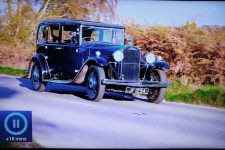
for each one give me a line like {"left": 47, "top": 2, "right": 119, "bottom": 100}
{"left": 85, "top": 65, "right": 106, "bottom": 102}
{"left": 31, "top": 62, "right": 46, "bottom": 92}
{"left": 147, "top": 69, "right": 167, "bottom": 104}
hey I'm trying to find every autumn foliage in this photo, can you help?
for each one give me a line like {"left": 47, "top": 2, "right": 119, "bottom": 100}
{"left": 125, "top": 22, "right": 225, "bottom": 85}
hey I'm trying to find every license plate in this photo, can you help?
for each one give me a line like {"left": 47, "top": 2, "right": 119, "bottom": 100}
{"left": 125, "top": 87, "right": 149, "bottom": 94}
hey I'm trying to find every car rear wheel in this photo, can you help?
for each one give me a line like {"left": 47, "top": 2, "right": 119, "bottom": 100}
{"left": 85, "top": 65, "right": 106, "bottom": 102}
{"left": 147, "top": 69, "right": 167, "bottom": 104}
{"left": 31, "top": 62, "right": 46, "bottom": 92}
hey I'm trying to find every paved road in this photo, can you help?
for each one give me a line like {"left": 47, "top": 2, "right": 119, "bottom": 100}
{"left": 0, "top": 75, "right": 225, "bottom": 148}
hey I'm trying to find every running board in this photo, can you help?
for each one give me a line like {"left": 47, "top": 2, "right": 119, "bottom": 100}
{"left": 42, "top": 79, "right": 73, "bottom": 84}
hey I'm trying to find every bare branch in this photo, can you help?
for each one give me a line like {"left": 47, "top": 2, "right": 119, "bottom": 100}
{"left": 38, "top": 0, "right": 50, "bottom": 20}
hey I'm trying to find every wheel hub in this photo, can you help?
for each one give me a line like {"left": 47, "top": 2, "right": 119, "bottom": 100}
{"left": 33, "top": 67, "right": 40, "bottom": 82}
{"left": 88, "top": 75, "right": 97, "bottom": 89}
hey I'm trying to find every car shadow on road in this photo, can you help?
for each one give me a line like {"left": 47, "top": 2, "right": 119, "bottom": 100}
{"left": 17, "top": 77, "right": 88, "bottom": 99}
{"left": 46, "top": 83, "right": 88, "bottom": 99}
{"left": 104, "top": 92, "right": 149, "bottom": 102}
{"left": 0, "top": 85, "right": 18, "bottom": 99}
{"left": 17, "top": 77, "right": 33, "bottom": 89}
{"left": 16, "top": 77, "right": 148, "bottom": 102}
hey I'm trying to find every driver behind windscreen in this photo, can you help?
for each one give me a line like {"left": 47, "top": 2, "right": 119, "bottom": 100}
{"left": 69, "top": 32, "right": 79, "bottom": 44}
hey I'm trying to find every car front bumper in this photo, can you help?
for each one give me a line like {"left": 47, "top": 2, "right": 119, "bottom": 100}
{"left": 102, "top": 79, "right": 172, "bottom": 88}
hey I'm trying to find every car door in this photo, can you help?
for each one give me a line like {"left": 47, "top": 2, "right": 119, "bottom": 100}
{"left": 44, "top": 23, "right": 62, "bottom": 77}
{"left": 60, "top": 24, "right": 79, "bottom": 79}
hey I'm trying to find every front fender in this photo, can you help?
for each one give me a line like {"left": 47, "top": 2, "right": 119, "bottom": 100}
{"left": 85, "top": 57, "right": 108, "bottom": 67}
{"left": 27, "top": 54, "right": 50, "bottom": 79}
{"left": 73, "top": 57, "right": 108, "bottom": 84}
{"left": 149, "top": 61, "right": 170, "bottom": 70}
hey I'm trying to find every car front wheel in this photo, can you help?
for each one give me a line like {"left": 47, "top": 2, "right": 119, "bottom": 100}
{"left": 85, "top": 65, "right": 106, "bottom": 102}
{"left": 147, "top": 69, "right": 167, "bottom": 104}
{"left": 31, "top": 62, "right": 46, "bottom": 92}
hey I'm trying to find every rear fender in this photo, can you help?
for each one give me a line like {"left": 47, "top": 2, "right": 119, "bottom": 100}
{"left": 27, "top": 54, "right": 50, "bottom": 79}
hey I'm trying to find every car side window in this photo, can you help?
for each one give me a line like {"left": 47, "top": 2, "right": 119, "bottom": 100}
{"left": 47, "top": 24, "right": 60, "bottom": 43}
{"left": 61, "top": 24, "right": 78, "bottom": 44}
{"left": 37, "top": 25, "right": 48, "bottom": 43}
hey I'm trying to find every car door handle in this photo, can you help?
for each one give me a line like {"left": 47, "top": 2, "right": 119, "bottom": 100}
{"left": 55, "top": 47, "right": 62, "bottom": 50}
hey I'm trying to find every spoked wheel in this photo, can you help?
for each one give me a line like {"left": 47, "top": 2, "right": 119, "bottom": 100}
{"left": 85, "top": 65, "right": 105, "bottom": 102}
{"left": 31, "top": 62, "right": 46, "bottom": 92}
{"left": 147, "top": 69, "right": 167, "bottom": 104}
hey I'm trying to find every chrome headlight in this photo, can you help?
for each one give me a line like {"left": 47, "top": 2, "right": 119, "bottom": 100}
{"left": 113, "top": 50, "right": 124, "bottom": 62}
{"left": 157, "top": 55, "right": 163, "bottom": 61}
{"left": 145, "top": 52, "right": 156, "bottom": 63}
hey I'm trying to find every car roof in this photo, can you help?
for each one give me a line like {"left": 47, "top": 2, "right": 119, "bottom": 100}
{"left": 40, "top": 19, "right": 125, "bottom": 29}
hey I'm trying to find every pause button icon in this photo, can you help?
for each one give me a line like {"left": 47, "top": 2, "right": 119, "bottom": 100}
{"left": 13, "top": 119, "right": 20, "bottom": 128}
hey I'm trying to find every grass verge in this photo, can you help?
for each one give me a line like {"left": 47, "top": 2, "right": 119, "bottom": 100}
{"left": 166, "top": 80, "right": 225, "bottom": 108}
{"left": 0, "top": 141, "right": 43, "bottom": 148}
{"left": 0, "top": 65, "right": 26, "bottom": 77}
{"left": 0, "top": 142, "right": 13, "bottom": 148}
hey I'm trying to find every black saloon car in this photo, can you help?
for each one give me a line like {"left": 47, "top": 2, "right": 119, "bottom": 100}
{"left": 27, "top": 19, "right": 172, "bottom": 103}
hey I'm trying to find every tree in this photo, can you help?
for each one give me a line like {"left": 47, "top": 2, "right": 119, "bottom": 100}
{"left": 36, "top": 0, "right": 117, "bottom": 22}
{"left": 0, "top": 0, "right": 118, "bottom": 48}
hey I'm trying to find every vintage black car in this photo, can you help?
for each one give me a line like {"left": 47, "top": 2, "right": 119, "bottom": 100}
{"left": 27, "top": 19, "right": 172, "bottom": 103}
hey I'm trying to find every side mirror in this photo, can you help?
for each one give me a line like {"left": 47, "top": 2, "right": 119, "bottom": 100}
{"left": 126, "top": 36, "right": 133, "bottom": 42}
{"left": 125, "top": 36, "right": 133, "bottom": 45}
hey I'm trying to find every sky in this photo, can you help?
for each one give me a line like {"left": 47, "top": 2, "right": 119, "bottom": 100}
{"left": 116, "top": 1, "right": 225, "bottom": 26}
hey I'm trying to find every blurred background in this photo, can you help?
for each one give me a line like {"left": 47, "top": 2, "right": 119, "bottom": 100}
{"left": 0, "top": 0, "right": 224, "bottom": 108}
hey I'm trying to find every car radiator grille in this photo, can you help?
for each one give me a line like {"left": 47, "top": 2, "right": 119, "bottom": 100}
{"left": 121, "top": 47, "right": 140, "bottom": 81}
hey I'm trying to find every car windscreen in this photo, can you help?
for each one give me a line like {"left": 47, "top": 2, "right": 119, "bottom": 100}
{"left": 82, "top": 26, "right": 124, "bottom": 45}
